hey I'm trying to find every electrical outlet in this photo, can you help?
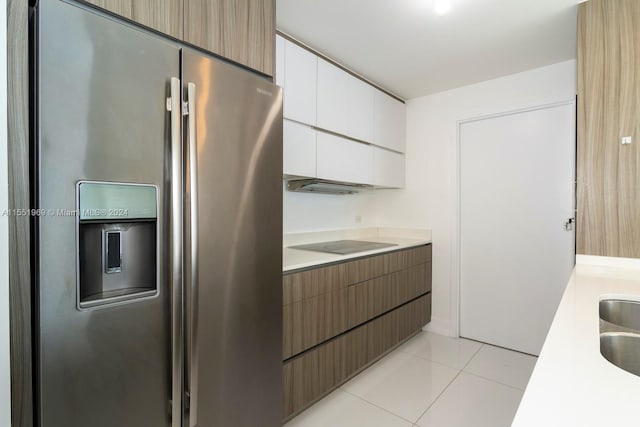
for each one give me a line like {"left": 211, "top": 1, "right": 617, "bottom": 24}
{"left": 622, "top": 136, "right": 633, "bottom": 145}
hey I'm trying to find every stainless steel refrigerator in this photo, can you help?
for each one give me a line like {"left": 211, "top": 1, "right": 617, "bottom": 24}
{"left": 33, "top": 1, "right": 283, "bottom": 426}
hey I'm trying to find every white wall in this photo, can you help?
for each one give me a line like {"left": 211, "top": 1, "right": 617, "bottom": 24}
{"left": 376, "top": 60, "right": 577, "bottom": 336}
{"left": 283, "top": 184, "right": 379, "bottom": 233}
{"left": 1, "top": 0, "right": 11, "bottom": 423}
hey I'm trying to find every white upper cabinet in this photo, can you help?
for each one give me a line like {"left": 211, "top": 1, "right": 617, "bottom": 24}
{"left": 316, "top": 59, "right": 374, "bottom": 143}
{"left": 283, "top": 120, "right": 317, "bottom": 178}
{"left": 372, "top": 146, "right": 405, "bottom": 188}
{"left": 282, "top": 38, "right": 317, "bottom": 126}
{"left": 316, "top": 132, "right": 372, "bottom": 185}
{"left": 373, "top": 89, "right": 406, "bottom": 153}
{"left": 275, "top": 35, "right": 285, "bottom": 87}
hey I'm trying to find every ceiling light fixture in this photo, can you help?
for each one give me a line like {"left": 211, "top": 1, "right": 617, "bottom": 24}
{"left": 434, "top": 0, "right": 452, "bottom": 15}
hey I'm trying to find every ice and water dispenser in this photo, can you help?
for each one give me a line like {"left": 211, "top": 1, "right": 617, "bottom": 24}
{"left": 77, "top": 182, "right": 158, "bottom": 309}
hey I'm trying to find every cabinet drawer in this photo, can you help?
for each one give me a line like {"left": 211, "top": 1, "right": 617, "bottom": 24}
{"left": 283, "top": 294, "right": 431, "bottom": 419}
{"left": 283, "top": 262, "right": 349, "bottom": 305}
{"left": 348, "top": 263, "right": 431, "bottom": 327}
{"left": 346, "top": 245, "right": 431, "bottom": 284}
{"left": 283, "top": 288, "right": 348, "bottom": 359}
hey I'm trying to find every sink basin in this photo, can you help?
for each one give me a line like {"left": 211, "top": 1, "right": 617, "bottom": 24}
{"left": 600, "top": 332, "right": 640, "bottom": 377}
{"left": 599, "top": 299, "right": 640, "bottom": 331}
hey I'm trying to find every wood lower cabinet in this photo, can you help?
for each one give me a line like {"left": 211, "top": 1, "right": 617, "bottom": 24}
{"left": 80, "top": 0, "right": 183, "bottom": 39}
{"left": 283, "top": 294, "right": 431, "bottom": 419}
{"left": 184, "top": 0, "right": 274, "bottom": 76}
{"left": 282, "top": 244, "right": 432, "bottom": 419}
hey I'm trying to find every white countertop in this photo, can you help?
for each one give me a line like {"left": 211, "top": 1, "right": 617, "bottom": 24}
{"left": 512, "top": 255, "right": 640, "bottom": 427}
{"left": 283, "top": 227, "right": 431, "bottom": 272}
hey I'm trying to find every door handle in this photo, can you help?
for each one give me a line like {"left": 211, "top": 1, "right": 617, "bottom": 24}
{"left": 185, "top": 82, "right": 199, "bottom": 427}
{"left": 167, "top": 77, "right": 184, "bottom": 427}
{"left": 563, "top": 218, "right": 575, "bottom": 231}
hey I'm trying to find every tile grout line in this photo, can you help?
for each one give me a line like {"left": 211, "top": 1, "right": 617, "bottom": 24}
{"left": 338, "top": 388, "right": 418, "bottom": 425}
{"left": 460, "top": 370, "right": 528, "bottom": 392}
{"left": 461, "top": 342, "right": 535, "bottom": 391}
{"left": 412, "top": 343, "right": 485, "bottom": 425}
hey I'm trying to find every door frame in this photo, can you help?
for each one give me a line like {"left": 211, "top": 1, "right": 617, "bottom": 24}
{"left": 450, "top": 99, "right": 576, "bottom": 338}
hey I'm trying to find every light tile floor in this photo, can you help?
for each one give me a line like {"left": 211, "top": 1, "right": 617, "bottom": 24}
{"left": 285, "top": 331, "right": 537, "bottom": 427}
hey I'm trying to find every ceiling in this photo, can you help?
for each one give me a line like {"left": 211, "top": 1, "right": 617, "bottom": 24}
{"left": 276, "top": 0, "right": 583, "bottom": 99}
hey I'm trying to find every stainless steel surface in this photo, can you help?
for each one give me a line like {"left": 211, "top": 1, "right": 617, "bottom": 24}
{"left": 599, "top": 299, "right": 640, "bottom": 331}
{"left": 600, "top": 332, "right": 640, "bottom": 377}
{"left": 169, "top": 76, "right": 184, "bottom": 427}
{"left": 185, "top": 81, "right": 199, "bottom": 427}
{"left": 287, "top": 178, "right": 373, "bottom": 195}
{"left": 37, "top": 1, "right": 178, "bottom": 425}
{"left": 79, "top": 222, "right": 156, "bottom": 305}
{"left": 182, "top": 48, "right": 283, "bottom": 427}
{"left": 75, "top": 180, "right": 161, "bottom": 310}
{"left": 290, "top": 240, "right": 399, "bottom": 255}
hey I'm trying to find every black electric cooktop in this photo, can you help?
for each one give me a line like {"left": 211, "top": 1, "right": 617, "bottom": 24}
{"left": 289, "top": 240, "right": 398, "bottom": 255}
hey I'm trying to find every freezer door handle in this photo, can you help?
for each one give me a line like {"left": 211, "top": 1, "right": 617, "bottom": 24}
{"left": 185, "top": 82, "right": 200, "bottom": 427}
{"left": 168, "top": 76, "right": 184, "bottom": 427}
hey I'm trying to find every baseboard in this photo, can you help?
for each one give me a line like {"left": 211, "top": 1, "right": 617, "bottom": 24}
{"left": 422, "top": 316, "right": 452, "bottom": 336}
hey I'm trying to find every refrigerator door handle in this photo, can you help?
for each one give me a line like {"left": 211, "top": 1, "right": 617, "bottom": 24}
{"left": 168, "top": 76, "right": 184, "bottom": 427}
{"left": 186, "top": 82, "right": 200, "bottom": 427}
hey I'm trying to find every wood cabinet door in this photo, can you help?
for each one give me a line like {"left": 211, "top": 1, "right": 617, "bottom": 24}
{"left": 82, "top": 0, "right": 183, "bottom": 39}
{"left": 184, "top": 0, "right": 275, "bottom": 76}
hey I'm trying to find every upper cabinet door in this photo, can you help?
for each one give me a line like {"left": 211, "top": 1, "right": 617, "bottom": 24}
{"left": 316, "top": 132, "right": 372, "bottom": 185}
{"left": 82, "top": 0, "right": 183, "bottom": 38}
{"left": 283, "top": 39, "right": 317, "bottom": 126}
{"left": 184, "top": 0, "right": 275, "bottom": 76}
{"left": 373, "top": 90, "right": 406, "bottom": 153}
{"left": 317, "top": 59, "right": 374, "bottom": 143}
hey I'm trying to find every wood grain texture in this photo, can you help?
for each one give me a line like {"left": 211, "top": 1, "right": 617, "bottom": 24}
{"left": 283, "top": 294, "right": 431, "bottom": 420}
{"left": 348, "top": 262, "right": 432, "bottom": 327}
{"left": 282, "top": 245, "right": 432, "bottom": 359}
{"left": 8, "top": 0, "right": 33, "bottom": 425}
{"left": 283, "top": 288, "right": 348, "bottom": 359}
{"left": 81, "top": 0, "right": 183, "bottom": 38}
{"left": 577, "top": 0, "right": 640, "bottom": 257}
{"left": 283, "top": 262, "right": 348, "bottom": 305}
{"left": 184, "top": 0, "right": 274, "bottom": 76}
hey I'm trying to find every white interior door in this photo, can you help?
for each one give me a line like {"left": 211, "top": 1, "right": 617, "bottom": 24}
{"left": 459, "top": 102, "right": 575, "bottom": 356}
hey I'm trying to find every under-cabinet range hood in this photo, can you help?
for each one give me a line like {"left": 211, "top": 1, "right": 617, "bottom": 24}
{"left": 286, "top": 179, "right": 373, "bottom": 195}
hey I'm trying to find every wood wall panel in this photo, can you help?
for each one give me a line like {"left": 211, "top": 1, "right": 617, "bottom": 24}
{"left": 81, "top": 0, "right": 183, "bottom": 38}
{"left": 577, "top": 0, "right": 640, "bottom": 257}
{"left": 184, "top": 0, "right": 275, "bottom": 76}
{"left": 8, "top": 0, "right": 33, "bottom": 425}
